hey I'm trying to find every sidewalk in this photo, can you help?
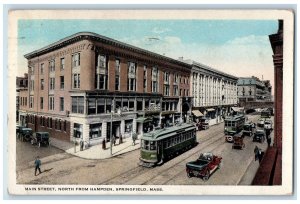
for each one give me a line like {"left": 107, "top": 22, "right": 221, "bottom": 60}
{"left": 50, "top": 137, "right": 141, "bottom": 160}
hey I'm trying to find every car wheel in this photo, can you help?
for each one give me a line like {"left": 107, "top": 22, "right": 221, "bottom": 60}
{"left": 187, "top": 172, "right": 193, "bottom": 178}
{"left": 203, "top": 170, "right": 210, "bottom": 181}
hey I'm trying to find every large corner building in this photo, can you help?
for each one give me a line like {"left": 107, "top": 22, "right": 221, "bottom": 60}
{"left": 19, "top": 32, "right": 192, "bottom": 145}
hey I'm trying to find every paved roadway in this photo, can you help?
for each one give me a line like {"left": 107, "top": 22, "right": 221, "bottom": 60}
{"left": 16, "top": 114, "right": 272, "bottom": 185}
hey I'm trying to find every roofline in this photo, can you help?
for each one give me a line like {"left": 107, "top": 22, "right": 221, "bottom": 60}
{"left": 24, "top": 32, "right": 191, "bottom": 68}
{"left": 190, "top": 61, "right": 238, "bottom": 80}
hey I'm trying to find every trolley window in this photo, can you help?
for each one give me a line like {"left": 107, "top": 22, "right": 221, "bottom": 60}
{"left": 150, "top": 141, "right": 156, "bottom": 150}
{"left": 144, "top": 140, "right": 150, "bottom": 150}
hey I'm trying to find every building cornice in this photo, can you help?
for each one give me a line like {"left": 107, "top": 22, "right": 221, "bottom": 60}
{"left": 24, "top": 32, "right": 191, "bottom": 69}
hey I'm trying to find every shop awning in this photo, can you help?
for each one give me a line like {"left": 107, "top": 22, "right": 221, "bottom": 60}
{"left": 192, "top": 110, "right": 204, "bottom": 117}
{"left": 231, "top": 107, "right": 244, "bottom": 112}
{"left": 136, "top": 117, "right": 152, "bottom": 123}
{"left": 206, "top": 108, "right": 215, "bottom": 112}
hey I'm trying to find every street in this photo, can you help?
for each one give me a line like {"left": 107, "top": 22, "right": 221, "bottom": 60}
{"left": 16, "top": 114, "right": 273, "bottom": 185}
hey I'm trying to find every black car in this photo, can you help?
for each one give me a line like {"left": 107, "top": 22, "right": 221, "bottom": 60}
{"left": 31, "top": 132, "right": 50, "bottom": 147}
{"left": 253, "top": 130, "right": 266, "bottom": 143}
{"left": 18, "top": 127, "right": 33, "bottom": 142}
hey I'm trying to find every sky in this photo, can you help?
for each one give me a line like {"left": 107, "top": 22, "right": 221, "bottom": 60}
{"left": 17, "top": 19, "right": 278, "bottom": 93}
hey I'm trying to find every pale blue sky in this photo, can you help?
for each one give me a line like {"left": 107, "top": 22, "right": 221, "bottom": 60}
{"left": 17, "top": 19, "right": 278, "bottom": 91}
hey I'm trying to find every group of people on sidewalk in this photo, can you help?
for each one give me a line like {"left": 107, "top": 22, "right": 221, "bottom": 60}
{"left": 253, "top": 127, "right": 273, "bottom": 163}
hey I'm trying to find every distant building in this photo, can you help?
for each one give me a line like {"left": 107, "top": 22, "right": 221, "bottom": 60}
{"left": 188, "top": 60, "right": 238, "bottom": 126}
{"left": 237, "top": 76, "right": 272, "bottom": 103}
{"left": 16, "top": 74, "right": 28, "bottom": 123}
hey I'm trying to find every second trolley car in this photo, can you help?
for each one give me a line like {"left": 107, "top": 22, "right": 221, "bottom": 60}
{"left": 224, "top": 115, "right": 245, "bottom": 142}
{"left": 140, "top": 123, "right": 197, "bottom": 167}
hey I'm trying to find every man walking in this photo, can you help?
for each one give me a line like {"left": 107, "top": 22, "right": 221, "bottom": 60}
{"left": 34, "top": 156, "right": 42, "bottom": 176}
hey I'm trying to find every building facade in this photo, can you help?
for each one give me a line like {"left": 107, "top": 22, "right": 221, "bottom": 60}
{"left": 189, "top": 60, "right": 238, "bottom": 126}
{"left": 19, "top": 32, "right": 192, "bottom": 145}
{"left": 16, "top": 74, "right": 28, "bottom": 123}
{"left": 237, "top": 76, "right": 272, "bottom": 103}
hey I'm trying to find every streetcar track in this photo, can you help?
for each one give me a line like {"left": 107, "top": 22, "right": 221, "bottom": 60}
{"left": 99, "top": 126, "right": 226, "bottom": 185}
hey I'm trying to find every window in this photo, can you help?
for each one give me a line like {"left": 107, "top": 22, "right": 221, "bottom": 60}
{"left": 174, "top": 74, "right": 179, "bottom": 83}
{"left": 96, "top": 98, "right": 105, "bottom": 114}
{"left": 60, "top": 76, "right": 64, "bottom": 89}
{"left": 88, "top": 98, "right": 96, "bottom": 114}
{"left": 29, "top": 66, "right": 34, "bottom": 75}
{"left": 50, "top": 78, "right": 55, "bottom": 90}
{"left": 30, "top": 79, "right": 34, "bottom": 91}
{"left": 90, "top": 123, "right": 102, "bottom": 139}
{"left": 173, "top": 85, "right": 178, "bottom": 96}
{"left": 72, "top": 74, "right": 80, "bottom": 89}
{"left": 143, "top": 66, "right": 147, "bottom": 92}
{"left": 152, "top": 67, "right": 159, "bottom": 92}
{"left": 60, "top": 58, "right": 65, "bottom": 70}
{"left": 29, "top": 96, "right": 34, "bottom": 108}
{"left": 127, "top": 62, "right": 136, "bottom": 91}
{"left": 164, "top": 85, "right": 170, "bottom": 96}
{"left": 40, "top": 63, "right": 44, "bottom": 74}
{"left": 137, "top": 99, "right": 143, "bottom": 111}
{"left": 60, "top": 97, "right": 64, "bottom": 112}
{"left": 63, "top": 120, "right": 67, "bottom": 132}
{"left": 164, "top": 72, "right": 169, "bottom": 83}
{"left": 72, "top": 97, "right": 84, "bottom": 114}
{"left": 40, "top": 79, "right": 44, "bottom": 90}
{"left": 40, "top": 97, "right": 44, "bottom": 109}
{"left": 115, "top": 59, "right": 120, "bottom": 91}
{"left": 49, "top": 96, "right": 54, "bottom": 110}
{"left": 96, "top": 54, "right": 108, "bottom": 90}
{"left": 73, "top": 123, "right": 82, "bottom": 138}
{"left": 49, "top": 60, "right": 55, "bottom": 72}
{"left": 72, "top": 53, "right": 80, "bottom": 67}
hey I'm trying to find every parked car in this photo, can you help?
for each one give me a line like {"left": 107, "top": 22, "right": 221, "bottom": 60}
{"left": 31, "top": 132, "right": 50, "bottom": 147}
{"left": 18, "top": 127, "right": 33, "bottom": 142}
{"left": 199, "top": 118, "right": 209, "bottom": 130}
{"left": 186, "top": 152, "right": 222, "bottom": 181}
{"left": 253, "top": 130, "right": 266, "bottom": 143}
{"left": 242, "top": 122, "right": 255, "bottom": 137}
{"left": 264, "top": 120, "right": 273, "bottom": 130}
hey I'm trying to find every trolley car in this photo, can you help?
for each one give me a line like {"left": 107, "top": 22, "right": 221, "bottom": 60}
{"left": 139, "top": 123, "right": 197, "bottom": 167}
{"left": 224, "top": 115, "right": 245, "bottom": 142}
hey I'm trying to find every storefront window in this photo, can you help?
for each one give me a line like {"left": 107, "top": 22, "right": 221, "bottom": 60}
{"left": 129, "top": 99, "right": 135, "bottom": 111}
{"left": 90, "top": 123, "right": 102, "bottom": 139}
{"left": 137, "top": 99, "right": 143, "bottom": 111}
{"left": 73, "top": 123, "right": 82, "bottom": 138}
{"left": 106, "top": 98, "right": 112, "bottom": 113}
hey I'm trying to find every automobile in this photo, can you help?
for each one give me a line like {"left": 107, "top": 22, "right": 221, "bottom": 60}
{"left": 232, "top": 134, "right": 245, "bottom": 149}
{"left": 18, "top": 127, "right": 33, "bottom": 142}
{"left": 253, "top": 130, "right": 266, "bottom": 143}
{"left": 267, "top": 107, "right": 274, "bottom": 116}
{"left": 257, "top": 118, "right": 265, "bottom": 128}
{"left": 30, "top": 132, "right": 50, "bottom": 147}
{"left": 199, "top": 118, "right": 209, "bottom": 130}
{"left": 264, "top": 120, "right": 273, "bottom": 130}
{"left": 242, "top": 122, "right": 255, "bottom": 137}
{"left": 186, "top": 152, "right": 222, "bottom": 181}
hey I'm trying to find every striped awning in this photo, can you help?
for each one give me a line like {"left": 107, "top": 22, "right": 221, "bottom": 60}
{"left": 192, "top": 110, "right": 204, "bottom": 117}
{"left": 206, "top": 108, "right": 215, "bottom": 112}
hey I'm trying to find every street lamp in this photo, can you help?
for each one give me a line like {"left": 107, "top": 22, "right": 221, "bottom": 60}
{"left": 110, "top": 105, "right": 121, "bottom": 156}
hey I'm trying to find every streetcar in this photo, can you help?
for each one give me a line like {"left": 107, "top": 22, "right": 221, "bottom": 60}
{"left": 139, "top": 123, "right": 197, "bottom": 167}
{"left": 224, "top": 115, "right": 246, "bottom": 142}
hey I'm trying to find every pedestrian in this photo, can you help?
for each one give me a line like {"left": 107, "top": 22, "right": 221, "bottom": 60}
{"left": 80, "top": 139, "right": 84, "bottom": 151}
{"left": 112, "top": 135, "right": 116, "bottom": 146}
{"left": 102, "top": 138, "right": 106, "bottom": 150}
{"left": 267, "top": 134, "right": 271, "bottom": 147}
{"left": 254, "top": 146, "right": 259, "bottom": 161}
{"left": 34, "top": 156, "right": 42, "bottom": 176}
{"left": 119, "top": 134, "right": 123, "bottom": 144}
{"left": 132, "top": 133, "right": 137, "bottom": 146}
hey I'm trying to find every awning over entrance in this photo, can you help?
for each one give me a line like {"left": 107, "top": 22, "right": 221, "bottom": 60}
{"left": 206, "top": 108, "right": 215, "bottom": 112}
{"left": 192, "top": 110, "right": 204, "bottom": 117}
{"left": 136, "top": 117, "right": 152, "bottom": 123}
{"left": 231, "top": 107, "right": 244, "bottom": 112}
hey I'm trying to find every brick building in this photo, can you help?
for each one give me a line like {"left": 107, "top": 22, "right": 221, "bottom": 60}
{"left": 252, "top": 20, "right": 283, "bottom": 185}
{"left": 188, "top": 60, "right": 238, "bottom": 126}
{"left": 237, "top": 76, "right": 272, "bottom": 103}
{"left": 16, "top": 73, "right": 28, "bottom": 123}
{"left": 19, "top": 32, "right": 192, "bottom": 145}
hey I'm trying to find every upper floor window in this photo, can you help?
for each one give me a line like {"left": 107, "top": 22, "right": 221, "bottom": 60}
{"left": 60, "top": 76, "right": 64, "bottom": 90}
{"left": 49, "top": 95, "right": 54, "bottom": 110}
{"left": 49, "top": 78, "right": 55, "bottom": 90}
{"left": 152, "top": 66, "right": 159, "bottom": 93}
{"left": 29, "top": 66, "right": 34, "bottom": 75}
{"left": 96, "top": 54, "right": 108, "bottom": 90}
{"left": 72, "top": 74, "right": 80, "bottom": 89}
{"left": 72, "top": 53, "right": 80, "bottom": 68}
{"left": 40, "top": 63, "right": 44, "bottom": 74}
{"left": 164, "top": 72, "right": 170, "bottom": 84}
{"left": 60, "top": 58, "right": 65, "bottom": 70}
{"left": 115, "top": 59, "right": 120, "bottom": 91}
{"left": 174, "top": 74, "right": 179, "bottom": 83}
{"left": 30, "top": 80, "right": 34, "bottom": 91}
{"left": 143, "top": 65, "right": 147, "bottom": 92}
{"left": 72, "top": 96, "right": 84, "bottom": 114}
{"left": 49, "top": 60, "right": 55, "bottom": 72}
{"left": 127, "top": 62, "right": 136, "bottom": 91}
{"left": 29, "top": 96, "right": 34, "bottom": 108}
{"left": 40, "top": 79, "right": 44, "bottom": 90}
